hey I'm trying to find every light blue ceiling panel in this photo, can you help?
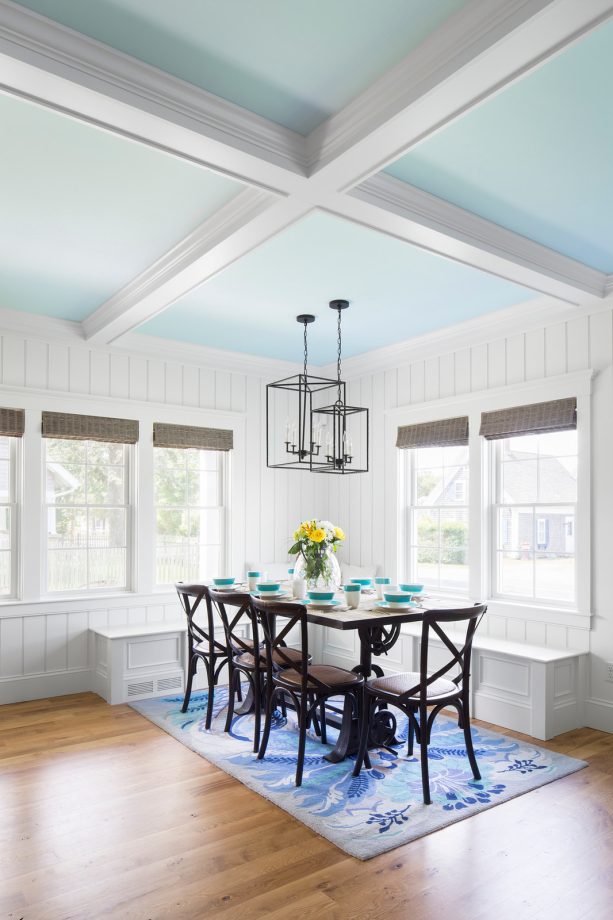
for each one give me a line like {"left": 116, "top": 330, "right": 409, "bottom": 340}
{"left": 14, "top": 0, "right": 468, "bottom": 134}
{"left": 0, "top": 92, "right": 242, "bottom": 321}
{"left": 140, "top": 211, "right": 536, "bottom": 364}
{"left": 386, "top": 19, "right": 613, "bottom": 272}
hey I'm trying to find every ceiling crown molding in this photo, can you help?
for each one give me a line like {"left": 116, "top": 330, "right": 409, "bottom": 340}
{"left": 82, "top": 187, "right": 279, "bottom": 344}
{"left": 0, "top": 0, "right": 308, "bottom": 182}
{"left": 350, "top": 174, "right": 607, "bottom": 300}
{"left": 317, "top": 294, "right": 609, "bottom": 379}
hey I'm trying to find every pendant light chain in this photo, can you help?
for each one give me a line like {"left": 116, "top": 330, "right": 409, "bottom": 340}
{"left": 336, "top": 306, "right": 343, "bottom": 403}
{"left": 303, "top": 317, "right": 309, "bottom": 378}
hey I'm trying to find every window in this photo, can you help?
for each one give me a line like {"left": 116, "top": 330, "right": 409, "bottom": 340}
{"left": 154, "top": 447, "right": 225, "bottom": 585}
{"left": 0, "top": 436, "right": 18, "bottom": 596}
{"left": 404, "top": 444, "right": 469, "bottom": 592}
{"left": 44, "top": 439, "right": 131, "bottom": 592}
{"left": 492, "top": 429, "right": 577, "bottom": 605}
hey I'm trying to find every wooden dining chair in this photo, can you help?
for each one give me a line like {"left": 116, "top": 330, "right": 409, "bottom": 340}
{"left": 175, "top": 583, "right": 229, "bottom": 728}
{"left": 252, "top": 598, "right": 369, "bottom": 787}
{"left": 207, "top": 589, "right": 305, "bottom": 750}
{"left": 353, "top": 604, "right": 487, "bottom": 805}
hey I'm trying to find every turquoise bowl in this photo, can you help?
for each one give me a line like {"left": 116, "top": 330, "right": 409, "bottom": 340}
{"left": 384, "top": 590, "right": 412, "bottom": 605}
{"left": 308, "top": 589, "right": 335, "bottom": 602}
{"left": 256, "top": 581, "right": 282, "bottom": 593}
{"left": 375, "top": 577, "right": 391, "bottom": 585}
{"left": 350, "top": 578, "right": 372, "bottom": 587}
{"left": 212, "top": 577, "right": 235, "bottom": 586}
{"left": 399, "top": 583, "right": 424, "bottom": 594}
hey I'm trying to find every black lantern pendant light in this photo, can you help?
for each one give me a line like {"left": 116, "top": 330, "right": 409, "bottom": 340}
{"left": 311, "top": 300, "right": 369, "bottom": 475}
{"left": 266, "top": 314, "right": 339, "bottom": 470}
{"left": 266, "top": 302, "right": 368, "bottom": 473}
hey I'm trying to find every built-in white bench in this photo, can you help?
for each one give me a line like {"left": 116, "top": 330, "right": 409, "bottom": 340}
{"left": 316, "top": 621, "right": 587, "bottom": 740}
{"left": 91, "top": 623, "right": 187, "bottom": 704}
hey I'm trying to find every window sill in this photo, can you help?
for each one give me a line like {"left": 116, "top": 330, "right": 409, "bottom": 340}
{"left": 485, "top": 598, "right": 591, "bottom": 628}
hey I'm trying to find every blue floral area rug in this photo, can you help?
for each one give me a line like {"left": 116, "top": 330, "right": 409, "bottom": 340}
{"left": 131, "top": 688, "right": 587, "bottom": 859}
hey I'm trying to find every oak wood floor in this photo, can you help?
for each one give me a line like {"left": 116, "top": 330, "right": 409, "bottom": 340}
{"left": 1, "top": 693, "right": 612, "bottom": 920}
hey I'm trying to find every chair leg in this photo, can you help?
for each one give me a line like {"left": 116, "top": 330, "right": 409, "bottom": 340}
{"left": 258, "top": 687, "right": 276, "bottom": 760}
{"left": 295, "top": 702, "right": 308, "bottom": 787}
{"left": 419, "top": 703, "right": 432, "bottom": 805}
{"left": 353, "top": 692, "right": 373, "bottom": 777}
{"left": 319, "top": 700, "right": 327, "bottom": 745}
{"left": 407, "top": 712, "right": 415, "bottom": 756}
{"left": 204, "top": 659, "right": 215, "bottom": 729}
{"left": 461, "top": 699, "right": 481, "bottom": 781}
{"left": 252, "top": 673, "right": 261, "bottom": 754}
{"left": 181, "top": 656, "right": 196, "bottom": 713}
{"left": 224, "top": 666, "right": 237, "bottom": 733}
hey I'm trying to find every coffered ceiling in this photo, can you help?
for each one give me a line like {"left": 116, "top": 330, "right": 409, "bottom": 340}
{"left": 0, "top": 0, "right": 612, "bottom": 366}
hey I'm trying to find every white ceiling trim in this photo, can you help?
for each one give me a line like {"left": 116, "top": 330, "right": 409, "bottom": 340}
{"left": 0, "top": 0, "right": 307, "bottom": 189}
{"left": 345, "top": 174, "right": 606, "bottom": 301}
{"left": 0, "top": 304, "right": 299, "bottom": 377}
{"left": 305, "top": 0, "right": 613, "bottom": 186}
{"left": 318, "top": 294, "right": 613, "bottom": 379}
{"left": 1, "top": 0, "right": 612, "bottom": 348}
{"left": 83, "top": 187, "right": 283, "bottom": 344}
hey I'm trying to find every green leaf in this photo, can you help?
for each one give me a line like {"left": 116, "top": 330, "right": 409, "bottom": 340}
{"left": 288, "top": 542, "right": 302, "bottom": 556}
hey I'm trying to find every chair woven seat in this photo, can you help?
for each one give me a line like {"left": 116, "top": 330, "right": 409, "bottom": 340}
{"left": 235, "top": 646, "right": 303, "bottom": 669}
{"left": 277, "top": 664, "right": 362, "bottom": 689}
{"left": 369, "top": 671, "right": 457, "bottom": 700}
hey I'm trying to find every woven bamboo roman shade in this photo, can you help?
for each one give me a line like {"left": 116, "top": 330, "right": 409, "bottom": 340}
{"left": 479, "top": 397, "right": 577, "bottom": 440}
{"left": 396, "top": 416, "right": 469, "bottom": 450}
{"left": 0, "top": 408, "right": 25, "bottom": 437}
{"left": 42, "top": 412, "right": 139, "bottom": 444}
{"left": 153, "top": 423, "right": 233, "bottom": 451}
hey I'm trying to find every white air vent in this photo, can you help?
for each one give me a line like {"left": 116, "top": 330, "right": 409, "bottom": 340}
{"left": 127, "top": 679, "right": 154, "bottom": 698}
{"left": 157, "top": 675, "right": 182, "bottom": 692}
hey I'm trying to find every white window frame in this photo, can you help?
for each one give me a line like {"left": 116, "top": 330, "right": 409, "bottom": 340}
{"left": 489, "top": 431, "right": 578, "bottom": 610}
{"left": 401, "top": 446, "right": 470, "bottom": 597}
{"left": 388, "top": 370, "right": 592, "bottom": 627}
{"left": 0, "top": 437, "right": 20, "bottom": 599}
{"left": 42, "top": 438, "right": 135, "bottom": 597}
{"left": 153, "top": 447, "right": 229, "bottom": 588}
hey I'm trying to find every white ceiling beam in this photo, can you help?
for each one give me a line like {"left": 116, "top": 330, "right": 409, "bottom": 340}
{"left": 332, "top": 175, "right": 606, "bottom": 303}
{"left": 83, "top": 189, "right": 312, "bottom": 344}
{"left": 306, "top": 0, "right": 613, "bottom": 190}
{"left": 0, "top": 0, "right": 307, "bottom": 193}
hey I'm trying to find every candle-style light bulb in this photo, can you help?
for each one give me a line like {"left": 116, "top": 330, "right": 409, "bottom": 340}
{"left": 285, "top": 418, "right": 290, "bottom": 443}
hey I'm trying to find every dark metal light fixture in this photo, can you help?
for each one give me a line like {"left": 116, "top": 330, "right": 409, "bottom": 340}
{"left": 311, "top": 300, "right": 369, "bottom": 475}
{"left": 266, "top": 314, "right": 340, "bottom": 470}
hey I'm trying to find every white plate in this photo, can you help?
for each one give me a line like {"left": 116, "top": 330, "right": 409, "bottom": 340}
{"left": 251, "top": 591, "right": 291, "bottom": 600}
{"left": 307, "top": 599, "right": 341, "bottom": 609}
{"left": 375, "top": 600, "right": 416, "bottom": 612}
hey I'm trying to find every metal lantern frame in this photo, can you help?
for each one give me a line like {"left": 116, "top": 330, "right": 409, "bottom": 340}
{"left": 266, "top": 370, "right": 344, "bottom": 471}
{"left": 265, "top": 303, "right": 369, "bottom": 474}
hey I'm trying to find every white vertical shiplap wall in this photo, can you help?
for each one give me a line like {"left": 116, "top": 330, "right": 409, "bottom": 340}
{"left": 310, "top": 309, "right": 613, "bottom": 733}
{"left": 0, "top": 330, "right": 306, "bottom": 703}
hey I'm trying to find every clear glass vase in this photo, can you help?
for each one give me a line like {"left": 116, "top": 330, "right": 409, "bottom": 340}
{"left": 293, "top": 544, "right": 341, "bottom": 591}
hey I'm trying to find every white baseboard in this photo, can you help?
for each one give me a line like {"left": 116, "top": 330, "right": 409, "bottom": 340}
{"left": 585, "top": 697, "right": 613, "bottom": 733}
{"left": 0, "top": 669, "right": 92, "bottom": 705}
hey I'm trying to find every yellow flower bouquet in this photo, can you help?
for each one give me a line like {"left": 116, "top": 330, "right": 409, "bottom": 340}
{"left": 289, "top": 520, "right": 345, "bottom": 588}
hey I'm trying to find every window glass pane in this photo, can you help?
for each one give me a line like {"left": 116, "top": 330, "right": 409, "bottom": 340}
{"left": 538, "top": 457, "right": 577, "bottom": 502}
{"left": 497, "top": 550, "right": 534, "bottom": 598}
{"left": 500, "top": 459, "right": 537, "bottom": 503}
{"left": 45, "top": 440, "right": 129, "bottom": 592}
{"left": 154, "top": 447, "right": 225, "bottom": 585}
{"left": 0, "top": 550, "right": 11, "bottom": 595}
{"left": 46, "top": 462, "right": 86, "bottom": 504}
{"left": 0, "top": 456, "right": 10, "bottom": 503}
{"left": 406, "top": 445, "right": 469, "bottom": 593}
{"left": 494, "top": 429, "right": 577, "bottom": 605}
{"left": 535, "top": 553, "right": 575, "bottom": 603}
